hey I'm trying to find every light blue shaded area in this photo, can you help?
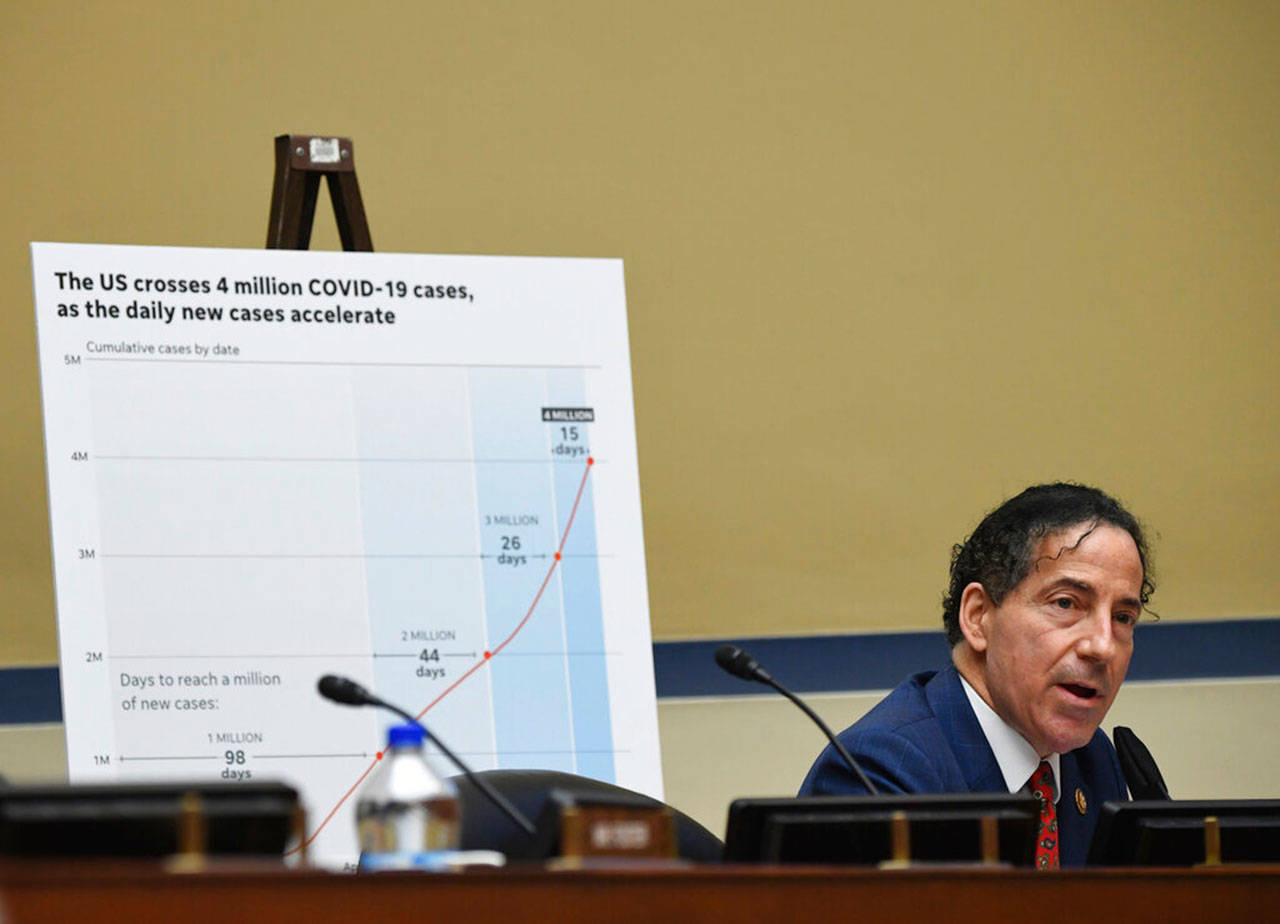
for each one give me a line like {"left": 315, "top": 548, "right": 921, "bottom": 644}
{"left": 340, "top": 365, "right": 613, "bottom": 779}
{"left": 469, "top": 369, "right": 574, "bottom": 772}
{"left": 350, "top": 372, "right": 490, "bottom": 723}
{"left": 361, "top": 558, "right": 484, "bottom": 655}
{"left": 354, "top": 463, "right": 477, "bottom": 556}
{"left": 547, "top": 370, "right": 614, "bottom": 781}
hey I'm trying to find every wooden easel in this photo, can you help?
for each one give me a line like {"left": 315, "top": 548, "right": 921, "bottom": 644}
{"left": 265, "top": 134, "right": 373, "bottom": 251}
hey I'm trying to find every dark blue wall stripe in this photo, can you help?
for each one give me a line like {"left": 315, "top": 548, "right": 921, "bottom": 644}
{"left": 1127, "top": 618, "right": 1280, "bottom": 682}
{"left": 0, "top": 666, "right": 62, "bottom": 724}
{"left": 1, "top": 618, "right": 1277, "bottom": 724}
{"left": 653, "top": 617, "right": 1280, "bottom": 697}
{"left": 654, "top": 632, "right": 953, "bottom": 698}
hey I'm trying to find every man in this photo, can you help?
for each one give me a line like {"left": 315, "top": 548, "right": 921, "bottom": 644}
{"left": 798, "top": 483, "right": 1154, "bottom": 867}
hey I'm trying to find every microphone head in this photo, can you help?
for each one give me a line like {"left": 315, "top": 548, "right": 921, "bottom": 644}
{"left": 714, "top": 644, "right": 769, "bottom": 683}
{"left": 1113, "top": 725, "right": 1171, "bottom": 800}
{"left": 317, "top": 674, "right": 376, "bottom": 707}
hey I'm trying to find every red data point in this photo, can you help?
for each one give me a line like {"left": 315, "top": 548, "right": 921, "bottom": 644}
{"left": 375, "top": 751, "right": 383, "bottom": 760}
{"left": 587, "top": 456, "right": 594, "bottom": 465}
{"left": 554, "top": 552, "right": 561, "bottom": 561}
{"left": 484, "top": 651, "right": 491, "bottom": 659}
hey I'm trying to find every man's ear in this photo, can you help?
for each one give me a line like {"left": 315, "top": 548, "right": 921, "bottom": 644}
{"left": 958, "top": 582, "right": 993, "bottom": 653}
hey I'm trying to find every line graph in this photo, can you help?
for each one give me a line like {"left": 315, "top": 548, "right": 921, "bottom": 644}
{"left": 33, "top": 243, "right": 661, "bottom": 868}
{"left": 291, "top": 457, "right": 593, "bottom": 855}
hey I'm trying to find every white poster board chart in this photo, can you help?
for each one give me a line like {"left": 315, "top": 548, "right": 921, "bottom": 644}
{"left": 30, "top": 242, "right": 660, "bottom": 869}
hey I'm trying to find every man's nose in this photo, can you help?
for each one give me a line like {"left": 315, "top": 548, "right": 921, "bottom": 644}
{"left": 1076, "top": 609, "right": 1118, "bottom": 661}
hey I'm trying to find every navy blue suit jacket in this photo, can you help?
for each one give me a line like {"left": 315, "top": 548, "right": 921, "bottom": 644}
{"left": 797, "top": 664, "right": 1128, "bottom": 866}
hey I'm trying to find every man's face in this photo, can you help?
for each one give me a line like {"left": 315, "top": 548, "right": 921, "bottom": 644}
{"left": 962, "top": 523, "right": 1144, "bottom": 756}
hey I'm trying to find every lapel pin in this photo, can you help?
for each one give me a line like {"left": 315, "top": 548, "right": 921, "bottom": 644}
{"left": 1075, "top": 788, "right": 1088, "bottom": 815}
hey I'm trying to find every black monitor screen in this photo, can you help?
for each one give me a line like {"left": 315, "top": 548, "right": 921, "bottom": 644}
{"left": 1088, "top": 799, "right": 1280, "bottom": 866}
{"left": 723, "top": 793, "right": 1038, "bottom": 865}
{"left": 0, "top": 781, "right": 299, "bottom": 858}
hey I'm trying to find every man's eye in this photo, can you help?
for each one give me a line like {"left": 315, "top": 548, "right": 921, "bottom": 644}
{"left": 1053, "top": 597, "right": 1073, "bottom": 609}
{"left": 1115, "top": 612, "right": 1137, "bottom": 626}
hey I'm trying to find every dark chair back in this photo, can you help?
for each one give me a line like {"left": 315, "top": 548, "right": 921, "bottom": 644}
{"left": 451, "top": 769, "right": 723, "bottom": 862}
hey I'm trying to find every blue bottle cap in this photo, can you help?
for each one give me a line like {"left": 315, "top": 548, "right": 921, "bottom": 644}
{"left": 386, "top": 723, "right": 425, "bottom": 748}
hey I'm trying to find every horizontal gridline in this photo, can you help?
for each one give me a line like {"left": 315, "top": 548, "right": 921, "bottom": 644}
{"left": 94, "top": 456, "right": 605, "bottom": 463}
{"left": 117, "top": 749, "right": 630, "bottom": 761}
{"left": 99, "top": 553, "right": 612, "bottom": 559}
{"left": 84, "top": 357, "right": 603, "bottom": 370}
{"left": 109, "top": 651, "right": 622, "bottom": 659}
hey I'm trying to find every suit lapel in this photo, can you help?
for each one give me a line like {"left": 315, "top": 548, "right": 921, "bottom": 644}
{"left": 1056, "top": 751, "right": 1097, "bottom": 866}
{"left": 926, "top": 665, "right": 1006, "bottom": 793}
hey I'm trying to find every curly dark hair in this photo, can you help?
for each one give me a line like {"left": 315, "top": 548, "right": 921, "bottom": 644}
{"left": 942, "top": 483, "right": 1155, "bottom": 646}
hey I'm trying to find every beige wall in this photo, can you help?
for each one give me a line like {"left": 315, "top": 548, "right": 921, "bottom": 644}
{"left": 2, "top": 3, "right": 1277, "bottom": 814}
{"left": 3, "top": 2, "right": 1278, "bottom": 660}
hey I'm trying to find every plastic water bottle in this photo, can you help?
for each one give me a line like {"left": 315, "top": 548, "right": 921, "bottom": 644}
{"left": 356, "top": 722, "right": 461, "bottom": 871}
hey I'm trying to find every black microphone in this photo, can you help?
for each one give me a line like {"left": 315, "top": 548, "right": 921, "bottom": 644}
{"left": 1113, "top": 726, "right": 1171, "bottom": 800}
{"left": 317, "top": 674, "right": 537, "bottom": 837}
{"left": 714, "top": 645, "right": 880, "bottom": 796}
{"left": 714, "top": 645, "right": 772, "bottom": 683}
{"left": 317, "top": 674, "right": 377, "bottom": 707}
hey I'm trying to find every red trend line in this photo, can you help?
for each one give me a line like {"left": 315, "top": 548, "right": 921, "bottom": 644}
{"left": 288, "top": 456, "right": 595, "bottom": 856}
{"left": 297, "top": 751, "right": 383, "bottom": 855}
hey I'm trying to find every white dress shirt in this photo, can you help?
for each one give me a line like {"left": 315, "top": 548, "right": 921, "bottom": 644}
{"left": 958, "top": 673, "right": 1060, "bottom": 803}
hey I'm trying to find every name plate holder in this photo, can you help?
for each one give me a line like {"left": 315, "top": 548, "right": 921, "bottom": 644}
{"left": 544, "top": 790, "right": 677, "bottom": 868}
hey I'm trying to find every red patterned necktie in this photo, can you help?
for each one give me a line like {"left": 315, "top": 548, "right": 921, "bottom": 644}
{"left": 1029, "top": 760, "right": 1060, "bottom": 869}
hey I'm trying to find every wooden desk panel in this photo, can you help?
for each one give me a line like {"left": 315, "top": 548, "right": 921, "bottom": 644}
{"left": 1, "top": 862, "right": 1276, "bottom": 923}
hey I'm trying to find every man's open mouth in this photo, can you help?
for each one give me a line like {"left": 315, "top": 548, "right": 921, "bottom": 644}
{"left": 1059, "top": 682, "right": 1099, "bottom": 700}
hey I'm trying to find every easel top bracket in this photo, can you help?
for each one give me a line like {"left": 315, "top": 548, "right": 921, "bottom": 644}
{"left": 282, "top": 135, "right": 357, "bottom": 173}
{"left": 267, "top": 133, "right": 372, "bottom": 252}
